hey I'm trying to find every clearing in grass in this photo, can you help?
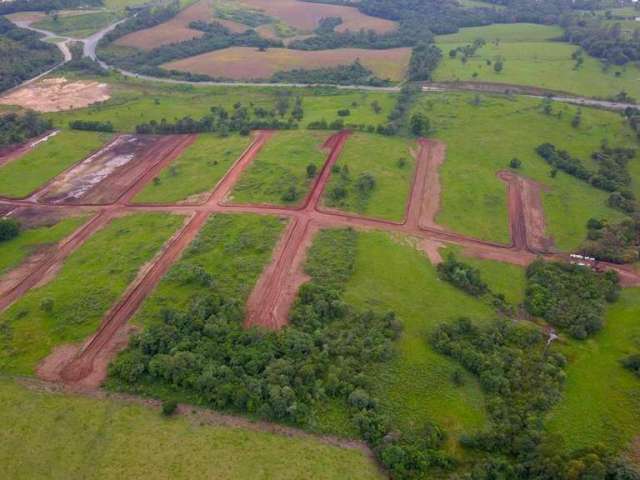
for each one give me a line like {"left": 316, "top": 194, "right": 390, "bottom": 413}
{"left": 411, "top": 92, "right": 635, "bottom": 249}
{"left": 132, "top": 213, "right": 285, "bottom": 328}
{"left": 0, "top": 213, "right": 184, "bottom": 375}
{"left": 0, "top": 378, "right": 382, "bottom": 480}
{"left": 322, "top": 133, "right": 416, "bottom": 222}
{"left": 0, "top": 130, "right": 111, "bottom": 198}
{"left": 133, "top": 134, "right": 252, "bottom": 204}
{"left": 545, "top": 288, "right": 640, "bottom": 453}
{"left": 230, "top": 130, "right": 327, "bottom": 206}
{"left": 434, "top": 23, "right": 640, "bottom": 100}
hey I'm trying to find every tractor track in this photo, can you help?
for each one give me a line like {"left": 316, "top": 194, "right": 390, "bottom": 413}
{"left": 1, "top": 130, "right": 639, "bottom": 388}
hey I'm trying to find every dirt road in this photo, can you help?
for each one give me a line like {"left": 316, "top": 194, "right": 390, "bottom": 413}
{"left": 2, "top": 129, "right": 639, "bottom": 389}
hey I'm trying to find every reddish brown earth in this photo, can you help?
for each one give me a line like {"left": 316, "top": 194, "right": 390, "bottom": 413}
{"left": 1, "top": 130, "right": 639, "bottom": 389}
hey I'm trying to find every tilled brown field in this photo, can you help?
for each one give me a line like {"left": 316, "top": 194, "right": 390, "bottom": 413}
{"left": 163, "top": 46, "right": 412, "bottom": 81}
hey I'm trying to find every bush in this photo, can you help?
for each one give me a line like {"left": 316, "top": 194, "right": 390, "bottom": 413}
{"left": 437, "top": 253, "right": 488, "bottom": 297}
{"left": 162, "top": 399, "right": 178, "bottom": 416}
{"left": 509, "top": 158, "right": 522, "bottom": 169}
{"left": 0, "top": 219, "right": 19, "bottom": 242}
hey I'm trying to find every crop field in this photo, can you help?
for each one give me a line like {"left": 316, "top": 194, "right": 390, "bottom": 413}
{"left": 228, "top": 0, "right": 396, "bottom": 34}
{"left": 341, "top": 230, "right": 493, "bottom": 455}
{"left": 163, "top": 46, "right": 412, "bottom": 82}
{"left": 322, "top": 133, "right": 416, "bottom": 221}
{"left": 0, "top": 213, "right": 183, "bottom": 374}
{"left": 230, "top": 130, "right": 328, "bottom": 206}
{"left": 133, "top": 134, "right": 252, "bottom": 204}
{"left": 132, "top": 214, "right": 285, "bottom": 327}
{"left": 411, "top": 92, "right": 635, "bottom": 249}
{"left": 546, "top": 288, "right": 640, "bottom": 452}
{"left": 32, "top": 11, "right": 122, "bottom": 38}
{"left": 0, "top": 130, "right": 111, "bottom": 198}
{"left": 0, "top": 378, "right": 382, "bottom": 480}
{"left": 115, "top": 0, "right": 211, "bottom": 50}
{"left": 0, "top": 215, "right": 86, "bottom": 276}
{"left": 434, "top": 23, "right": 640, "bottom": 99}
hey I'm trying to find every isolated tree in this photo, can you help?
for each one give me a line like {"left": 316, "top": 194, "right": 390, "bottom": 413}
{"left": 371, "top": 100, "right": 382, "bottom": 114}
{"left": 572, "top": 110, "right": 582, "bottom": 128}
{"left": 410, "top": 113, "right": 430, "bottom": 137}
{"left": 510, "top": 158, "right": 522, "bottom": 169}
{"left": 494, "top": 59, "right": 504, "bottom": 73}
{"left": 306, "top": 163, "right": 317, "bottom": 178}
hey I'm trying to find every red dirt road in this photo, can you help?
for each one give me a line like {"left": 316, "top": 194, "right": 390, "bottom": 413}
{"left": 2, "top": 130, "right": 640, "bottom": 389}
{"left": 56, "top": 211, "right": 209, "bottom": 388}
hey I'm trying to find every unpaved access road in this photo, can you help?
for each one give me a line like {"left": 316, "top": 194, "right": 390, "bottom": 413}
{"left": 1, "top": 130, "right": 639, "bottom": 389}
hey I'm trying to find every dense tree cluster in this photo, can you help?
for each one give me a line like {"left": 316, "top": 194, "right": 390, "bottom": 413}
{"left": 0, "top": 0, "right": 101, "bottom": 15}
{"left": 215, "top": 7, "right": 272, "bottom": 28}
{"left": 60, "top": 41, "right": 107, "bottom": 76}
{"left": 582, "top": 216, "right": 640, "bottom": 264}
{"left": 0, "top": 219, "right": 20, "bottom": 242}
{"left": 0, "top": 17, "right": 62, "bottom": 93}
{"left": 0, "top": 111, "right": 51, "bottom": 148}
{"left": 270, "top": 60, "right": 390, "bottom": 86}
{"left": 431, "top": 316, "right": 640, "bottom": 479}
{"left": 437, "top": 254, "right": 488, "bottom": 296}
{"left": 135, "top": 98, "right": 303, "bottom": 135}
{"left": 407, "top": 42, "right": 443, "bottom": 81}
{"left": 101, "top": 2, "right": 180, "bottom": 44}
{"left": 524, "top": 259, "right": 620, "bottom": 339}
{"left": 69, "top": 120, "right": 114, "bottom": 132}
{"left": 536, "top": 143, "right": 637, "bottom": 213}
{"left": 564, "top": 18, "right": 640, "bottom": 66}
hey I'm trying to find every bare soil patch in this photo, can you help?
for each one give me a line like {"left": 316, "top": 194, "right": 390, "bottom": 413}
{"left": 239, "top": 0, "right": 396, "bottom": 33}
{"left": 164, "top": 46, "right": 411, "bottom": 81}
{"left": 0, "top": 77, "right": 110, "bottom": 112}
{"left": 116, "top": 0, "right": 215, "bottom": 50}
{"left": 38, "top": 135, "right": 194, "bottom": 205}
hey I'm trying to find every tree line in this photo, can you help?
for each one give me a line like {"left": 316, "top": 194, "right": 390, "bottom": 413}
{"left": 0, "top": 17, "right": 62, "bottom": 93}
{"left": 0, "top": 111, "right": 52, "bottom": 148}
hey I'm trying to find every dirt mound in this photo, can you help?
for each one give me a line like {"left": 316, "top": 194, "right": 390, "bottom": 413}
{"left": 0, "top": 77, "right": 110, "bottom": 112}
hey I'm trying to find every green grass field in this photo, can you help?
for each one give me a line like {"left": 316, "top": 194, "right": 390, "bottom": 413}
{"left": 0, "top": 215, "right": 87, "bottom": 275}
{"left": 546, "top": 288, "right": 640, "bottom": 452}
{"left": 322, "top": 133, "right": 416, "bottom": 221}
{"left": 0, "top": 378, "right": 382, "bottom": 480}
{"left": 411, "top": 92, "right": 634, "bottom": 249}
{"left": 434, "top": 24, "right": 640, "bottom": 99}
{"left": 48, "top": 77, "right": 396, "bottom": 133}
{"left": 230, "top": 131, "right": 328, "bottom": 206}
{"left": 341, "top": 230, "right": 494, "bottom": 456}
{"left": 0, "top": 130, "right": 111, "bottom": 198}
{"left": 132, "top": 213, "right": 285, "bottom": 327}
{"left": 133, "top": 134, "right": 251, "bottom": 204}
{"left": 33, "top": 11, "right": 122, "bottom": 38}
{"left": 0, "top": 213, "right": 184, "bottom": 375}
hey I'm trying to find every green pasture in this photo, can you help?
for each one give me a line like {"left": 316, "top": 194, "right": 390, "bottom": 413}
{"left": 322, "top": 133, "right": 416, "bottom": 221}
{"left": 0, "top": 215, "right": 86, "bottom": 275}
{"left": 230, "top": 130, "right": 327, "bottom": 206}
{"left": 132, "top": 213, "right": 285, "bottom": 328}
{"left": 0, "top": 378, "right": 382, "bottom": 480}
{"left": 33, "top": 11, "right": 122, "bottom": 38}
{"left": 435, "top": 23, "right": 640, "bottom": 99}
{"left": 343, "top": 230, "right": 494, "bottom": 457}
{"left": 0, "top": 213, "right": 184, "bottom": 374}
{"left": 412, "top": 92, "right": 635, "bottom": 249}
{"left": 133, "top": 134, "right": 251, "bottom": 203}
{"left": 0, "top": 130, "right": 111, "bottom": 198}
{"left": 546, "top": 288, "right": 640, "bottom": 453}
